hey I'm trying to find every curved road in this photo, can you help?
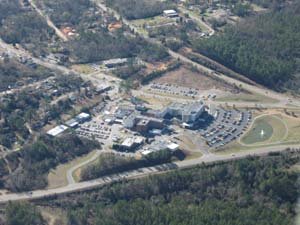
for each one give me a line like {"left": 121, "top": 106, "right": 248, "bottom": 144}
{"left": 0, "top": 2, "right": 299, "bottom": 203}
{"left": 0, "top": 145, "right": 297, "bottom": 203}
{"left": 93, "top": 0, "right": 300, "bottom": 109}
{"left": 66, "top": 150, "right": 102, "bottom": 184}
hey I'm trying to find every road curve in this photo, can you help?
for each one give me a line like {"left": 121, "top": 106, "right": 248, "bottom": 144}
{"left": 66, "top": 150, "right": 102, "bottom": 184}
{"left": 0, "top": 145, "right": 296, "bottom": 203}
{"left": 92, "top": 0, "right": 300, "bottom": 108}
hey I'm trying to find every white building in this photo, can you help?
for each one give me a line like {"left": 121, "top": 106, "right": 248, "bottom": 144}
{"left": 95, "top": 84, "right": 111, "bottom": 94}
{"left": 65, "top": 119, "right": 79, "bottom": 128}
{"left": 121, "top": 136, "right": 145, "bottom": 150}
{"left": 123, "top": 112, "right": 139, "bottom": 129}
{"left": 102, "top": 58, "right": 128, "bottom": 68}
{"left": 47, "top": 125, "right": 68, "bottom": 137}
{"left": 163, "top": 10, "right": 179, "bottom": 18}
{"left": 167, "top": 143, "right": 179, "bottom": 151}
{"left": 76, "top": 112, "right": 91, "bottom": 123}
{"left": 162, "top": 101, "right": 205, "bottom": 123}
{"left": 182, "top": 101, "right": 205, "bottom": 123}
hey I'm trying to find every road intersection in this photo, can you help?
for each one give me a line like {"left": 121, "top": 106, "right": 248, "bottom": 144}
{"left": 0, "top": 2, "right": 299, "bottom": 204}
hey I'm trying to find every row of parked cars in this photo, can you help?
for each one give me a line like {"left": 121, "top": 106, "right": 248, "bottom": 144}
{"left": 199, "top": 109, "right": 252, "bottom": 148}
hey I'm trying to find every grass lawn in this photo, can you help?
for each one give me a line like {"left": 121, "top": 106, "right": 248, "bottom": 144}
{"left": 71, "top": 64, "right": 95, "bottom": 74}
{"left": 72, "top": 155, "right": 100, "bottom": 182}
{"left": 240, "top": 114, "right": 287, "bottom": 145}
{"left": 47, "top": 150, "right": 99, "bottom": 189}
{"left": 282, "top": 115, "right": 300, "bottom": 142}
{"left": 216, "top": 92, "right": 278, "bottom": 104}
{"left": 217, "top": 113, "right": 300, "bottom": 155}
{"left": 130, "top": 15, "right": 176, "bottom": 36}
{"left": 178, "top": 7, "right": 211, "bottom": 32}
{"left": 183, "top": 151, "right": 203, "bottom": 160}
{"left": 131, "top": 16, "right": 174, "bottom": 27}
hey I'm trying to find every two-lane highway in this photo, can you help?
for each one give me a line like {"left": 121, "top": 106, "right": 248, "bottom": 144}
{"left": 0, "top": 145, "right": 296, "bottom": 203}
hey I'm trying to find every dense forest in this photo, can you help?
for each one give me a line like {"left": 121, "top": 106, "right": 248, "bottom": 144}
{"left": 38, "top": 0, "right": 92, "bottom": 26}
{"left": 0, "top": 0, "right": 56, "bottom": 57}
{"left": 0, "top": 58, "right": 52, "bottom": 92}
{"left": 0, "top": 74, "right": 81, "bottom": 149}
{"left": 3, "top": 134, "right": 99, "bottom": 192}
{"left": 192, "top": 2, "right": 300, "bottom": 91}
{"left": 31, "top": 150, "right": 300, "bottom": 225}
{"left": 81, "top": 150, "right": 174, "bottom": 181}
{"left": 34, "top": 0, "right": 169, "bottom": 64}
{"left": 5, "top": 202, "right": 45, "bottom": 225}
{"left": 185, "top": 0, "right": 288, "bottom": 10}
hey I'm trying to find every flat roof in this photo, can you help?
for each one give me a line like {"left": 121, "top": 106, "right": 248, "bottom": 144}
{"left": 183, "top": 102, "right": 204, "bottom": 115}
{"left": 121, "top": 137, "right": 135, "bottom": 147}
{"left": 47, "top": 125, "right": 68, "bottom": 137}
{"left": 163, "top": 9, "right": 177, "bottom": 14}
{"left": 167, "top": 143, "right": 179, "bottom": 150}
{"left": 96, "top": 84, "right": 111, "bottom": 91}
{"left": 134, "top": 136, "right": 144, "bottom": 144}
{"left": 141, "top": 150, "right": 152, "bottom": 155}
{"left": 102, "top": 58, "right": 128, "bottom": 65}
{"left": 76, "top": 112, "right": 90, "bottom": 119}
{"left": 65, "top": 119, "right": 79, "bottom": 128}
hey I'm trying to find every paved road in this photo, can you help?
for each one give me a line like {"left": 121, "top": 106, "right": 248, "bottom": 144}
{"left": 66, "top": 150, "right": 102, "bottom": 184}
{"left": 0, "top": 76, "right": 54, "bottom": 98}
{"left": 28, "top": 0, "right": 68, "bottom": 41}
{"left": 0, "top": 1, "right": 299, "bottom": 203}
{"left": 133, "top": 89, "right": 299, "bottom": 111}
{"left": 0, "top": 144, "right": 296, "bottom": 203}
{"left": 178, "top": 7, "right": 215, "bottom": 35}
{"left": 0, "top": 39, "right": 71, "bottom": 74}
{"left": 93, "top": 1, "right": 300, "bottom": 109}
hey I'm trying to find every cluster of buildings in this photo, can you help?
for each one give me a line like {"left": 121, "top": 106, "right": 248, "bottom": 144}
{"left": 119, "top": 136, "right": 145, "bottom": 151}
{"left": 47, "top": 112, "right": 91, "bottom": 137}
{"left": 158, "top": 101, "right": 205, "bottom": 125}
{"left": 110, "top": 101, "right": 206, "bottom": 135}
{"left": 47, "top": 98, "right": 207, "bottom": 157}
{"left": 99, "top": 100, "right": 207, "bottom": 154}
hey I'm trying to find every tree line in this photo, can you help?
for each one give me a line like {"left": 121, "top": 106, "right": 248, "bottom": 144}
{"left": 192, "top": 2, "right": 300, "bottom": 92}
{"left": 4, "top": 134, "right": 99, "bottom": 192}
{"left": 33, "top": 150, "right": 300, "bottom": 225}
{"left": 81, "top": 150, "right": 174, "bottom": 181}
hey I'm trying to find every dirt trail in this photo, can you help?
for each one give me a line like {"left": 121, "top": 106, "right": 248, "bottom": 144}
{"left": 28, "top": 0, "right": 68, "bottom": 41}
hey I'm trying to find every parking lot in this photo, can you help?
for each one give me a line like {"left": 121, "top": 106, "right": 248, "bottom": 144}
{"left": 147, "top": 83, "right": 200, "bottom": 98}
{"left": 76, "top": 120, "right": 112, "bottom": 143}
{"left": 199, "top": 109, "right": 252, "bottom": 148}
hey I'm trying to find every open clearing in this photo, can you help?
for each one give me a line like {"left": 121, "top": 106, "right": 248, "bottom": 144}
{"left": 47, "top": 150, "right": 99, "bottom": 189}
{"left": 131, "top": 15, "right": 175, "bottom": 27}
{"left": 216, "top": 92, "right": 279, "bottom": 104}
{"left": 71, "top": 64, "right": 95, "bottom": 74}
{"left": 240, "top": 115, "right": 287, "bottom": 146}
{"left": 153, "top": 66, "right": 234, "bottom": 92}
{"left": 217, "top": 111, "right": 300, "bottom": 155}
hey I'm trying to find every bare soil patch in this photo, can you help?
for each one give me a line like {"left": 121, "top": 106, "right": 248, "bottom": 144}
{"left": 153, "top": 66, "right": 234, "bottom": 91}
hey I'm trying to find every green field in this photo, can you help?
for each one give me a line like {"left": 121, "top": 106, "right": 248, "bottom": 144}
{"left": 217, "top": 113, "right": 300, "bottom": 155}
{"left": 241, "top": 118, "right": 273, "bottom": 144}
{"left": 241, "top": 115, "right": 287, "bottom": 146}
{"left": 216, "top": 92, "right": 279, "bottom": 104}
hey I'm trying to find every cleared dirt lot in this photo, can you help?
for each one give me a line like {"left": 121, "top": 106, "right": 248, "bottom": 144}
{"left": 153, "top": 66, "right": 234, "bottom": 91}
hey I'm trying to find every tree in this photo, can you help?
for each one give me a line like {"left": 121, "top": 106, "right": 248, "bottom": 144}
{"left": 6, "top": 202, "right": 45, "bottom": 225}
